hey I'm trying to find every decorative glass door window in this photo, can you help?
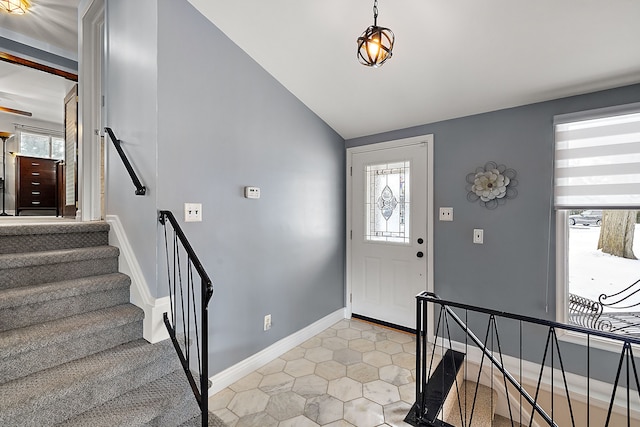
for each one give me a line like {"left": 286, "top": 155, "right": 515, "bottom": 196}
{"left": 365, "top": 161, "right": 410, "bottom": 243}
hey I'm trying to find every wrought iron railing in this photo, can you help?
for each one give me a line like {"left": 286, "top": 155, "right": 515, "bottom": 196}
{"left": 159, "top": 210, "right": 213, "bottom": 427}
{"left": 569, "top": 293, "right": 610, "bottom": 331}
{"left": 600, "top": 279, "right": 640, "bottom": 311}
{"left": 409, "top": 291, "right": 640, "bottom": 426}
{"left": 567, "top": 278, "right": 640, "bottom": 336}
{"left": 104, "top": 127, "right": 146, "bottom": 195}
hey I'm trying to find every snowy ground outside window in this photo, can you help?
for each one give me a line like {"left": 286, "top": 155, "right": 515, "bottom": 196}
{"left": 569, "top": 224, "right": 640, "bottom": 312}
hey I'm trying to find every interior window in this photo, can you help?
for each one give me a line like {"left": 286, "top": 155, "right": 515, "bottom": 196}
{"left": 20, "top": 131, "right": 64, "bottom": 160}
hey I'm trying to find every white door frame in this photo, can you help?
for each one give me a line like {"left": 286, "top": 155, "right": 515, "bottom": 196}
{"left": 78, "top": 0, "right": 105, "bottom": 221}
{"left": 345, "top": 135, "right": 434, "bottom": 325}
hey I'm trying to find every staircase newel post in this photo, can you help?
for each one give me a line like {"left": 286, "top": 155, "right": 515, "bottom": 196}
{"left": 201, "top": 278, "right": 209, "bottom": 427}
{"left": 415, "top": 294, "right": 425, "bottom": 422}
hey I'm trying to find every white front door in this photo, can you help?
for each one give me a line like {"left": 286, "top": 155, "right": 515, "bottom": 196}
{"left": 348, "top": 136, "right": 433, "bottom": 329}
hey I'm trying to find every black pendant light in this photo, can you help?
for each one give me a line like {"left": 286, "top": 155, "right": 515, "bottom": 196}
{"left": 357, "top": 0, "right": 394, "bottom": 67}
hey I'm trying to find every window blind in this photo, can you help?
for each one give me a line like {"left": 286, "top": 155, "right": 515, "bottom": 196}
{"left": 554, "top": 109, "right": 640, "bottom": 209}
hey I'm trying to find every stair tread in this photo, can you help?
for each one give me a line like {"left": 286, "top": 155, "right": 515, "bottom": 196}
{"left": 0, "top": 221, "right": 109, "bottom": 236}
{"left": 494, "top": 414, "right": 524, "bottom": 427}
{"left": 0, "top": 245, "right": 119, "bottom": 269}
{"left": 0, "top": 303, "right": 143, "bottom": 357}
{"left": 58, "top": 369, "right": 198, "bottom": 427}
{"left": 0, "top": 272, "right": 130, "bottom": 309}
{"left": 0, "top": 222, "right": 198, "bottom": 426}
{"left": 181, "top": 412, "right": 228, "bottom": 427}
{"left": 0, "top": 338, "right": 177, "bottom": 414}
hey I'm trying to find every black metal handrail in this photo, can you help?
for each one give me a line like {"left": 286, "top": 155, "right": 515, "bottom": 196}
{"left": 412, "top": 291, "right": 640, "bottom": 427}
{"left": 159, "top": 210, "right": 213, "bottom": 427}
{"left": 104, "top": 127, "right": 146, "bottom": 195}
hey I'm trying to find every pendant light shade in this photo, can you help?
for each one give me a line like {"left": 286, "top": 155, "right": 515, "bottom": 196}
{"left": 357, "top": 0, "right": 394, "bottom": 67}
{"left": 0, "top": 0, "right": 30, "bottom": 15}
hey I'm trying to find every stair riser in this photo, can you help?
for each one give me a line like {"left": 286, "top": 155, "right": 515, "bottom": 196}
{"left": 441, "top": 364, "right": 466, "bottom": 425}
{"left": 0, "top": 222, "right": 207, "bottom": 427}
{"left": 1, "top": 351, "right": 181, "bottom": 426}
{"left": 443, "top": 380, "right": 498, "bottom": 427}
{"left": 61, "top": 371, "right": 200, "bottom": 427}
{"left": 0, "top": 286, "right": 130, "bottom": 332}
{"left": 0, "top": 321, "right": 143, "bottom": 383}
{"left": 151, "top": 389, "right": 200, "bottom": 427}
{"left": 0, "top": 232, "right": 109, "bottom": 254}
{"left": 0, "top": 257, "right": 119, "bottom": 290}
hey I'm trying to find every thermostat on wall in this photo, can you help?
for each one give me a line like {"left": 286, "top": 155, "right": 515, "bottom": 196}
{"left": 244, "top": 186, "right": 260, "bottom": 199}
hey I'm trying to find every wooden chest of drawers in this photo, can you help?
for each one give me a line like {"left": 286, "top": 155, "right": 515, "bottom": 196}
{"left": 15, "top": 155, "right": 59, "bottom": 216}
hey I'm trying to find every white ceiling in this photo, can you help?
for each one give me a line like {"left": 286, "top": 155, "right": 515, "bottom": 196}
{"left": 0, "top": 0, "right": 78, "bottom": 125}
{"left": 189, "top": 0, "right": 640, "bottom": 139}
{"left": 1, "top": 1, "right": 639, "bottom": 137}
{"left": 0, "top": 59, "right": 74, "bottom": 124}
{"left": 0, "top": 0, "right": 79, "bottom": 58}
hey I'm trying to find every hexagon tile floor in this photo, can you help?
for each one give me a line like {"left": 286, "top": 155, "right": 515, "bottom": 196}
{"left": 208, "top": 318, "right": 417, "bottom": 427}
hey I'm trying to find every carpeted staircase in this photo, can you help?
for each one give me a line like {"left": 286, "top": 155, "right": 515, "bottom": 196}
{"left": 406, "top": 349, "right": 521, "bottom": 427}
{"left": 0, "top": 221, "right": 222, "bottom": 426}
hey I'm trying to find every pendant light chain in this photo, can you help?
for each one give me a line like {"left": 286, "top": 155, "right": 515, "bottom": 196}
{"left": 373, "top": 0, "right": 378, "bottom": 25}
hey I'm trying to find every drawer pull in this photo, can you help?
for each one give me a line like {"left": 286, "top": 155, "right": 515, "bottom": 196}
{"left": 31, "top": 191, "right": 40, "bottom": 195}
{"left": 31, "top": 201, "right": 41, "bottom": 205}
{"left": 31, "top": 182, "right": 40, "bottom": 186}
{"left": 31, "top": 172, "right": 40, "bottom": 176}
{"left": 31, "top": 162, "right": 40, "bottom": 166}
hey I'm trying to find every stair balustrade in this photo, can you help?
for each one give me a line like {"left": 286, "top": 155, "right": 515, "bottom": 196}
{"left": 408, "top": 291, "right": 640, "bottom": 427}
{"left": 159, "top": 210, "right": 213, "bottom": 427}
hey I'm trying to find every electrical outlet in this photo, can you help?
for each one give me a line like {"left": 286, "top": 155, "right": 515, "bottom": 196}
{"left": 439, "top": 207, "right": 453, "bottom": 221}
{"left": 473, "top": 229, "right": 484, "bottom": 244}
{"left": 184, "top": 203, "right": 202, "bottom": 222}
{"left": 264, "top": 314, "right": 272, "bottom": 331}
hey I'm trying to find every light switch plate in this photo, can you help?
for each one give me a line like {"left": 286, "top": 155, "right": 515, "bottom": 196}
{"left": 184, "top": 203, "right": 202, "bottom": 222}
{"left": 439, "top": 207, "right": 453, "bottom": 221}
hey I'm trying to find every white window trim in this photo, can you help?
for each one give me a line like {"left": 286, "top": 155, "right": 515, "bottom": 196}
{"left": 17, "top": 129, "right": 65, "bottom": 160}
{"left": 556, "top": 205, "right": 638, "bottom": 353}
{"left": 555, "top": 101, "right": 640, "bottom": 352}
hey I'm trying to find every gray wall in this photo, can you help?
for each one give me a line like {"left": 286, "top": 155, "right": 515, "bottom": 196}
{"left": 106, "top": 0, "right": 345, "bottom": 374}
{"left": 0, "top": 37, "right": 78, "bottom": 73}
{"left": 104, "top": 0, "right": 639, "bottom": 378}
{"left": 105, "top": 0, "right": 159, "bottom": 295}
{"left": 347, "top": 83, "right": 640, "bottom": 316}
{"left": 347, "top": 83, "right": 640, "bottom": 376}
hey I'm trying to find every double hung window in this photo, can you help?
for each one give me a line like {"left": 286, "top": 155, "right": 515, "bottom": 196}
{"left": 555, "top": 104, "right": 640, "bottom": 335}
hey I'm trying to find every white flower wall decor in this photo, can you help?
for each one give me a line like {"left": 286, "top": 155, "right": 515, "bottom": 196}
{"left": 466, "top": 162, "right": 518, "bottom": 209}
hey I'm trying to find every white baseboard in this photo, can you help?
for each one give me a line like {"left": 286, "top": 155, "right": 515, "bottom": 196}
{"left": 209, "top": 308, "right": 347, "bottom": 396}
{"left": 106, "top": 215, "right": 169, "bottom": 343}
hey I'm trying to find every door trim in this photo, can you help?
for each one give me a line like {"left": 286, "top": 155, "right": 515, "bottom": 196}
{"left": 346, "top": 135, "right": 434, "bottom": 325}
{"left": 78, "top": 0, "right": 105, "bottom": 220}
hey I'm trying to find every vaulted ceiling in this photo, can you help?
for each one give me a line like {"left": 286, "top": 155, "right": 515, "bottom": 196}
{"left": 189, "top": 0, "right": 640, "bottom": 139}
{"left": 1, "top": 0, "right": 640, "bottom": 137}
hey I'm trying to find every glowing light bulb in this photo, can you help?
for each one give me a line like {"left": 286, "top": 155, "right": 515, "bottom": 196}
{"left": 368, "top": 39, "right": 380, "bottom": 58}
